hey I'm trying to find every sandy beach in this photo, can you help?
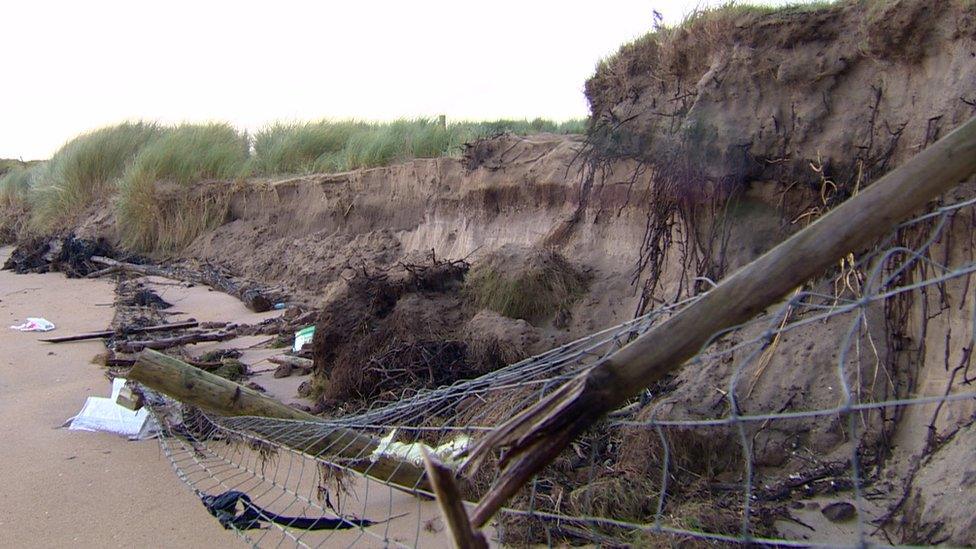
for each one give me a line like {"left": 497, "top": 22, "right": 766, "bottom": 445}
{"left": 0, "top": 247, "right": 456, "bottom": 548}
{"left": 0, "top": 246, "right": 239, "bottom": 548}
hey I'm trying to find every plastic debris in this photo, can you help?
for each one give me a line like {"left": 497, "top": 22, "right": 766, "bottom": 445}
{"left": 10, "top": 317, "right": 56, "bottom": 332}
{"left": 369, "top": 428, "right": 470, "bottom": 468}
{"left": 66, "top": 378, "right": 157, "bottom": 439}
{"left": 293, "top": 325, "right": 315, "bottom": 352}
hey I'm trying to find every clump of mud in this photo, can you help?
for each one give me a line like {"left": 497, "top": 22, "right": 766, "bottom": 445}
{"left": 311, "top": 255, "right": 501, "bottom": 406}
{"left": 310, "top": 247, "right": 589, "bottom": 409}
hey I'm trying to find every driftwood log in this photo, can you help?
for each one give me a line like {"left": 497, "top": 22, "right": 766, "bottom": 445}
{"left": 269, "top": 355, "right": 314, "bottom": 378}
{"left": 115, "top": 329, "right": 237, "bottom": 353}
{"left": 128, "top": 349, "right": 430, "bottom": 492}
{"left": 462, "top": 115, "right": 976, "bottom": 527}
{"left": 89, "top": 256, "right": 275, "bottom": 312}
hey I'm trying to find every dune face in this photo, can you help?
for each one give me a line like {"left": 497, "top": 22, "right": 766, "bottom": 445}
{"left": 3, "top": 1, "right": 976, "bottom": 545}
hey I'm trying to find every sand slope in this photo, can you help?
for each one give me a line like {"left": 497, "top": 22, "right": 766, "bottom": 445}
{"left": 0, "top": 247, "right": 238, "bottom": 548}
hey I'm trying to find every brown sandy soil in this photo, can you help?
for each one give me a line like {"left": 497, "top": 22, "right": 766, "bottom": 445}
{"left": 0, "top": 246, "right": 239, "bottom": 548}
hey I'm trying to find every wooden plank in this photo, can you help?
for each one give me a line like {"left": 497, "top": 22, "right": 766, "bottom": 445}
{"left": 39, "top": 321, "right": 200, "bottom": 343}
{"left": 129, "top": 349, "right": 430, "bottom": 492}
{"left": 464, "top": 115, "right": 976, "bottom": 527}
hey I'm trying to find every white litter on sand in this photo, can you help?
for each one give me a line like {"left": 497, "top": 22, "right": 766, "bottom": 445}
{"left": 67, "top": 378, "right": 157, "bottom": 440}
{"left": 10, "top": 317, "right": 55, "bottom": 332}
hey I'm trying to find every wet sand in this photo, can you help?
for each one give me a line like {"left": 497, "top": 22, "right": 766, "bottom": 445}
{"left": 0, "top": 247, "right": 239, "bottom": 548}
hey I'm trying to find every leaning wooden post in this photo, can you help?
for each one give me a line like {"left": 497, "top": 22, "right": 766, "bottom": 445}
{"left": 129, "top": 349, "right": 430, "bottom": 492}
{"left": 463, "top": 115, "right": 976, "bottom": 527}
{"left": 421, "top": 448, "right": 488, "bottom": 549}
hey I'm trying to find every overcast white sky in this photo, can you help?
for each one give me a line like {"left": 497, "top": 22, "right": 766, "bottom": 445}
{"left": 0, "top": 0, "right": 798, "bottom": 160}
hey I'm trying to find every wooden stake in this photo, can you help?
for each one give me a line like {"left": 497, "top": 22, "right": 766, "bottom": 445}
{"left": 129, "top": 349, "right": 429, "bottom": 492}
{"left": 421, "top": 448, "right": 488, "bottom": 549}
{"left": 114, "top": 329, "right": 237, "bottom": 353}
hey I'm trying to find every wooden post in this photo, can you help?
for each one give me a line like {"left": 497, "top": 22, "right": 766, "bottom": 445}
{"left": 421, "top": 448, "right": 488, "bottom": 549}
{"left": 129, "top": 349, "right": 429, "bottom": 492}
{"left": 464, "top": 115, "right": 976, "bottom": 527}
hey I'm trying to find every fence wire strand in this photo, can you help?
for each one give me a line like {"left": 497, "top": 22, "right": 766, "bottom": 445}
{"left": 145, "top": 196, "right": 976, "bottom": 547}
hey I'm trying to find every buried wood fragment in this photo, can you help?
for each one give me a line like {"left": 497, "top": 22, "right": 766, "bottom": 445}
{"left": 129, "top": 349, "right": 431, "bottom": 492}
{"left": 461, "top": 116, "right": 976, "bottom": 527}
{"left": 114, "top": 329, "right": 237, "bottom": 353}
{"left": 269, "top": 355, "right": 314, "bottom": 378}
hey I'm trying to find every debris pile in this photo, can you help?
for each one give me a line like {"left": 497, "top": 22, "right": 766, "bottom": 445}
{"left": 2, "top": 234, "right": 125, "bottom": 277}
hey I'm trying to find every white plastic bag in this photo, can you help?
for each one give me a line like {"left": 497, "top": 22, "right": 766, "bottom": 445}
{"left": 9, "top": 317, "right": 56, "bottom": 332}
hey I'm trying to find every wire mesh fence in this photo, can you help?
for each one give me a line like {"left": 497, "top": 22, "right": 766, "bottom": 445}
{"left": 146, "top": 194, "right": 976, "bottom": 547}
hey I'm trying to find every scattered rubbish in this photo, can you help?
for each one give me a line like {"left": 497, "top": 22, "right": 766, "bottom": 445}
{"left": 115, "top": 382, "right": 145, "bottom": 411}
{"left": 10, "top": 317, "right": 55, "bottom": 332}
{"left": 293, "top": 325, "right": 315, "bottom": 352}
{"left": 369, "top": 428, "right": 470, "bottom": 468}
{"left": 273, "top": 302, "right": 287, "bottom": 310}
{"left": 66, "top": 378, "right": 157, "bottom": 439}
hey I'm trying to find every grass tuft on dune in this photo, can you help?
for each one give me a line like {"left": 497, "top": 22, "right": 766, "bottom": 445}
{"left": 117, "top": 123, "right": 249, "bottom": 253}
{"left": 251, "top": 117, "right": 588, "bottom": 175}
{"left": 28, "top": 122, "right": 161, "bottom": 232}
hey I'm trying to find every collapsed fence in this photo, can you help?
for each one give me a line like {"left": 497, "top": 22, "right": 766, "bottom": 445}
{"left": 137, "top": 117, "right": 976, "bottom": 547}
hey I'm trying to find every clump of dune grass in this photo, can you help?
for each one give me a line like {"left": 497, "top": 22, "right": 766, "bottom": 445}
{"left": 471, "top": 118, "right": 589, "bottom": 136}
{"left": 334, "top": 118, "right": 455, "bottom": 171}
{"left": 28, "top": 122, "right": 161, "bottom": 232}
{"left": 250, "top": 117, "right": 588, "bottom": 175}
{"left": 250, "top": 121, "right": 368, "bottom": 174}
{"left": 0, "top": 164, "right": 42, "bottom": 210}
{"left": 117, "top": 123, "right": 249, "bottom": 253}
{"left": 465, "top": 248, "right": 589, "bottom": 324}
{"left": 0, "top": 164, "right": 46, "bottom": 242}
